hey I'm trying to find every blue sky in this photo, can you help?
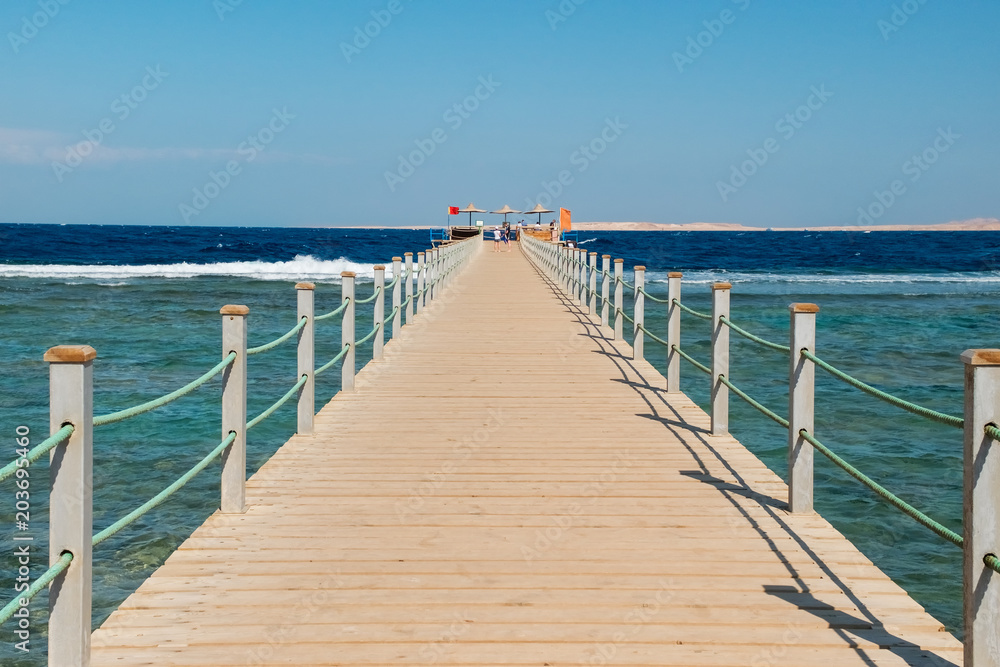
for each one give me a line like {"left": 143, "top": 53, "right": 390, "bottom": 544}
{"left": 0, "top": 0, "right": 996, "bottom": 227}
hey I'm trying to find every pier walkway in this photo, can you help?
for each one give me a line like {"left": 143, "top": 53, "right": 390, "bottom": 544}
{"left": 89, "top": 244, "right": 962, "bottom": 666}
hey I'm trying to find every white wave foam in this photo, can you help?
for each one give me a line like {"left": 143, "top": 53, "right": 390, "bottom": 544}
{"left": 578, "top": 238, "right": 598, "bottom": 245}
{"left": 0, "top": 255, "right": 393, "bottom": 281}
{"left": 645, "top": 270, "right": 1000, "bottom": 285}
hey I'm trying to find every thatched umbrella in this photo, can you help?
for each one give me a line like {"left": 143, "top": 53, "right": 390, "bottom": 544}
{"left": 458, "top": 202, "right": 486, "bottom": 226}
{"left": 490, "top": 204, "right": 521, "bottom": 223}
{"left": 525, "top": 203, "right": 554, "bottom": 225}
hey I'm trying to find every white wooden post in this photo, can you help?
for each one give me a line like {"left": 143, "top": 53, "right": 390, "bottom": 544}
{"left": 588, "top": 252, "right": 597, "bottom": 315}
{"left": 341, "top": 272, "right": 356, "bottom": 392}
{"left": 373, "top": 265, "right": 385, "bottom": 360}
{"left": 578, "top": 249, "right": 588, "bottom": 304}
{"left": 667, "top": 272, "right": 682, "bottom": 393}
{"left": 219, "top": 305, "right": 248, "bottom": 515}
{"left": 962, "top": 349, "right": 1000, "bottom": 667}
{"left": 613, "top": 259, "right": 624, "bottom": 340}
{"left": 711, "top": 283, "right": 731, "bottom": 436}
{"left": 556, "top": 243, "right": 565, "bottom": 291}
{"left": 391, "top": 257, "right": 402, "bottom": 339}
{"left": 404, "top": 252, "right": 414, "bottom": 323}
{"left": 429, "top": 249, "right": 438, "bottom": 301}
{"left": 296, "top": 283, "right": 314, "bottom": 435}
{"left": 633, "top": 266, "right": 645, "bottom": 361}
{"left": 416, "top": 252, "right": 425, "bottom": 313}
{"left": 45, "top": 345, "right": 95, "bottom": 667}
{"left": 601, "top": 255, "right": 611, "bottom": 329}
{"left": 788, "top": 303, "right": 818, "bottom": 514}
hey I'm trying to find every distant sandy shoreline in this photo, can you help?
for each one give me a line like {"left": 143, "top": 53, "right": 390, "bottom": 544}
{"left": 341, "top": 217, "right": 1000, "bottom": 232}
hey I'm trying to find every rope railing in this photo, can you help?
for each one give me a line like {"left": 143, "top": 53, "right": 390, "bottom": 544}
{"left": 798, "top": 429, "right": 963, "bottom": 548}
{"left": 0, "top": 551, "right": 73, "bottom": 625}
{"left": 247, "top": 317, "right": 307, "bottom": 356}
{"left": 355, "top": 286, "right": 381, "bottom": 305}
{"left": 92, "top": 432, "right": 237, "bottom": 547}
{"left": 720, "top": 316, "right": 790, "bottom": 353}
{"left": 315, "top": 298, "right": 350, "bottom": 322}
{"left": 672, "top": 298, "right": 712, "bottom": 320}
{"left": 986, "top": 553, "right": 1000, "bottom": 575}
{"left": 638, "top": 323, "right": 670, "bottom": 349}
{"left": 247, "top": 375, "right": 308, "bottom": 431}
{"left": 355, "top": 322, "right": 381, "bottom": 347}
{"left": 315, "top": 343, "right": 350, "bottom": 377}
{"left": 0, "top": 423, "right": 74, "bottom": 484}
{"left": 616, "top": 307, "right": 634, "bottom": 324}
{"left": 801, "top": 349, "right": 964, "bottom": 429}
{"left": 719, "top": 374, "right": 789, "bottom": 428}
{"left": 671, "top": 344, "right": 711, "bottom": 375}
{"left": 384, "top": 305, "right": 399, "bottom": 327}
{"left": 638, "top": 287, "right": 670, "bottom": 304}
{"left": 93, "top": 352, "right": 237, "bottom": 427}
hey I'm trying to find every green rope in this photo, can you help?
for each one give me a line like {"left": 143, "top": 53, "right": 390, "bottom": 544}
{"left": 986, "top": 554, "right": 1000, "bottom": 574}
{"left": 355, "top": 286, "right": 381, "bottom": 305}
{"left": 355, "top": 322, "right": 381, "bottom": 347}
{"left": 0, "top": 552, "right": 73, "bottom": 626}
{"left": 637, "top": 323, "right": 670, "bottom": 349}
{"left": 93, "top": 432, "right": 236, "bottom": 547}
{"left": 384, "top": 272, "right": 401, "bottom": 290}
{"left": 719, "top": 375, "right": 790, "bottom": 428}
{"left": 720, "top": 316, "right": 790, "bottom": 353}
{"left": 802, "top": 350, "right": 964, "bottom": 429}
{"left": 383, "top": 305, "right": 399, "bottom": 327}
{"left": 616, "top": 307, "right": 635, "bottom": 324}
{"left": 986, "top": 424, "right": 1000, "bottom": 442}
{"left": 247, "top": 317, "right": 306, "bottom": 356}
{"left": 799, "top": 429, "right": 963, "bottom": 548}
{"left": 0, "top": 424, "right": 74, "bottom": 484}
{"left": 616, "top": 276, "right": 635, "bottom": 291}
{"left": 672, "top": 298, "right": 712, "bottom": 320}
{"left": 314, "top": 344, "right": 350, "bottom": 377}
{"left": 94, "top": 353, "right": 236, "bottom": 427}
{"left": 672, "top": 344, "right": 711, "bottom": 375}
{"left": 638, "top": 287, "right": 670, "bottom": 304}
{"left": 315, "top": 298, "right": 350, "bottom": 322}
{"left": 247, "top": 375, "right": 308, "bottom": 431}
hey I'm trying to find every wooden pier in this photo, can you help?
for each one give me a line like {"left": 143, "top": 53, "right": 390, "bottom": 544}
{"left": 85, "top": 242, "right": 964, "bottom": 666}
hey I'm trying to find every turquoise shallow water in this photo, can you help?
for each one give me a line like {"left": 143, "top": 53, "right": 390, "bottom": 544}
{"left": 1, "top": 226, "right": 999, "bottom": 663}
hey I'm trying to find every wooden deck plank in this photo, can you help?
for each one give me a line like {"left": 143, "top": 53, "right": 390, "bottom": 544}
{"left": 91, "top": 242, "right": 961, "bottom": 666}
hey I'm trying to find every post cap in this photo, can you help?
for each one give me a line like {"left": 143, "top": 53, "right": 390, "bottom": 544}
{"left": 789, "top": 303, "right": 820, "bottom": 313}
{"left": 668, "top": 272, "right": 683, "bottom": 278}
{"left": 635, "top": 265, "right": 646, "bottom": 271}
{"left": 961, "top": 349, "right": 1000, "bottom": 366}
{"left": 405, "top": 252, "right": 413, "bottom": 257}
{"left": 220, "top": 305, "right": 250, "bottom": 315}
{"left": 341, "top": 271, "right": 356, "bottom": 278}
{"left": 712, "top": 282, "right": 732, "bottom": 290}
{"left": 44, "top": 345, "right": 97, "bottom": 363}
{"left": 602, "top": 254, "right": 611, "bottom": 259}
{"left": 373, "top": 265, "right": 385, "bottom": 271}
{"left": 590, "top": 252, "right": 597, "bottom": 256}
{"left": 392, "top": 256, "right": 402, "bottom": 262}
{"left": 417, "top": 251, "right": 425, "bottom": 256}
{"left": 295, "top": 282, "right": 315, "bottom": 290}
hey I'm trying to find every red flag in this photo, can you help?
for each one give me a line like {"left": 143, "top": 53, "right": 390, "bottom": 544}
{"left": 448, "top": 206, "right": 460, "bottom": 215}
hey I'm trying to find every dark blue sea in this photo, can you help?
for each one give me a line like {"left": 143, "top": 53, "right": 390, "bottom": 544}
{"left": 2, "top": 223, "right": 1000, "bottom": 663}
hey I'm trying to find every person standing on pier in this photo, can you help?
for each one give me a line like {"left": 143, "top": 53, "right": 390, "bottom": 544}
{"left": 492, "top": 226, "right": 501, "bottom": 252}
{"left": 501, "top": 225, "right": 511, "bottom": 252}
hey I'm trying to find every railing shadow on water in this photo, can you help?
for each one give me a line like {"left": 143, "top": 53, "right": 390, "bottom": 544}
{"left": 521, "top": 236, "right": 964, "bottom": 667}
